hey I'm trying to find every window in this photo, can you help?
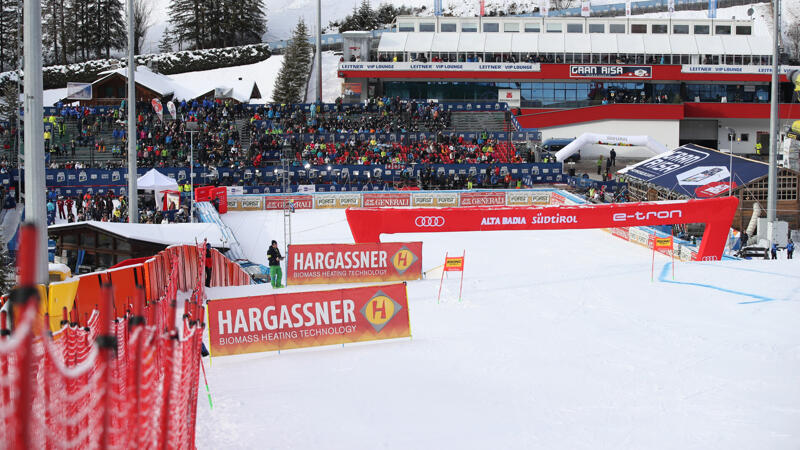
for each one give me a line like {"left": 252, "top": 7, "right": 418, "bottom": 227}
{"left": 567, "top": 23, "right": 583, "bottom": 33}
{"left": 398, "top": 22, "right": 415, "bottom": 32}
{"left": 694, "top": 25, "right": 710, "bottom": 34}
{"left": 440, "top": 23, "right": 457, "bottom": 32}
{"left": 546, "top": 23, "right": 562, "bottom": 33}
{"left": 97, "top": 233, "right": 112, "bottom": 250}
{"left": 673, "top": 24, "right": 689, "bottom": 34}
{"left": 609, "top": 24, "right": 625, "bottom": 33}
{"left": 631, "top": 24, "right": 647, "bottom": 33}
{"left": 63, "top": 233, "right": 77, "bottom": 245}
{"left": 483, "top": 22, "right": 499, "bottom": 32}
{"left": 652, "top": 24, "right": 668, "bottom": 34}
{"left": 524, "top": 23, "right": 540, "bottom": 32}
{"left": 504, "top": 23, "right": 519, "bottom": 32}
{"left": 739, "top": 133, "right": 749, "bottom": 142}
{"left": 462, "top": 22, "right": 478, "bottom": 32}
{"left": 715, "top": 25, "right": 731, "bottom": 35}
{"left": 735, "top": 25, "right": 752, "bottom": 35}
{"left": 81, "top": 233, "right": 96, "bottom": 248}
{"left": 589, "top": 24, "right": 605, "bottom": 33}
{"left": 419, "top": 22, "right": 435, "bottom": 32}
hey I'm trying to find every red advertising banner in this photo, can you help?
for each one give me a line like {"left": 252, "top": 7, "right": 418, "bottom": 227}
{"left": 264, "top": 195, "right": 313, "bottom": 210}
{"left": 549, "top": 192, "right": 567, "bottom": 205}
{"left": 363, "top": 193, "right": 411, "bottom": 207}
{"left": 207, "top": 283, "right": 411, "bottom": 356}
{"left": 345, "top": 197, "right": 739, "bottom": 262}
{"left": 287, "top": 242, "right": 422, "bottom": 285}
{"left": 459, "top": 192, "right": 505, "bottom": 207}
{"left": 611, "top": 227, "right": 630, "bottom": 241}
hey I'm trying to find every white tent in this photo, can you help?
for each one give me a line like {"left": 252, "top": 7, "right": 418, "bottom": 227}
{"left": 137, "top": 169, "right": 180, "bottom": 211}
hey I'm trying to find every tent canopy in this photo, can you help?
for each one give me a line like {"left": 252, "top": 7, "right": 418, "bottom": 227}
{"left": 137, "top": 169, "right": 180, "bottom": 211}
{"left": 137, "top": 169, "right": 179, "bottom": 192}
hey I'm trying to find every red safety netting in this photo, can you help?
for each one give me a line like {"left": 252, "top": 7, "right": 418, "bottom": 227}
{"left": 0, "top": 229, "right": 251, "bottom": 450}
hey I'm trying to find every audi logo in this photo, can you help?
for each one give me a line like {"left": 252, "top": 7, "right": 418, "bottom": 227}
{"left": 701, "top": 256, "right": 718, "bottom": 261}
{"left": 415, "top": 216, "right": 445, "bottom": 227}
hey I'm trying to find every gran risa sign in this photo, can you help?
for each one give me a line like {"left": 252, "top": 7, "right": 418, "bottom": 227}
{"left": 345, "top": 197, "right": 738, "bottom": 261}
{"left": 569, "top": 65, "right": 652, "bottom": 79}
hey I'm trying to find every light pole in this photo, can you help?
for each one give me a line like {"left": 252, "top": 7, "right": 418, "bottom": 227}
{"left": 727, "top": 127, "right": 735, "bottom": 196}
{"left": 185, "top": 121, "right": 199, "bottom": 222}
{"left": 127, "top": 0, "right": 138, "bottom": 223}
{"left": 23, "top": 0, "right": 47, "bottom": 284}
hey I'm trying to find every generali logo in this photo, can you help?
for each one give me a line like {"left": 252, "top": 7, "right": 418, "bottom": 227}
{"left": 391, "top": 246, "right": 418, "bottom": 274}
{"left": 360, "top": 290, "right": 402, "bottom": 332}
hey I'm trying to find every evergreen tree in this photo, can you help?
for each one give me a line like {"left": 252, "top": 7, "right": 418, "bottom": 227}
{"left": 159, "top": 26, "right": 174, "bottom": 53}
{"left": 169, "top": 0, "right": 267, "bottom": 50}
{"left": 92, "top": 0, "right": 126, "bottom": 58}
{"left": 233, "top": 0, "right": 267, "bottom": 46}
{"left": 355, "top": 0, "right": 378, "bottom": 30}
{"left": 68, "top": 0, "right": 92, "bottom": 61}
{"left": 169, "top": 0, "right": 206, "bottom": 50}
{"left": 0, "top": 0, "right": 20, "bottom": 72}
{"left": 273, "top": 19, "right": 312, "bottom": 104}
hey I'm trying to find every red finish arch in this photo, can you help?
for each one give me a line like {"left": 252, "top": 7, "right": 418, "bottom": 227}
{"left": 346, "top": 197, "right": 739, "bottom": 261}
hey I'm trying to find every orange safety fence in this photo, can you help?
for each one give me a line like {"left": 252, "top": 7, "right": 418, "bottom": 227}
{"left": 0, "top": 226, "right": 251, "bottom": 449}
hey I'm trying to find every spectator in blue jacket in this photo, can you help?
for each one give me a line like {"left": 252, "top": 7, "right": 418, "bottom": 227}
{"left": 787, "top": 240, "right": 794, "bottom": 259}
{"left": 771, "top": 242, "right": 778, "bottom": 260}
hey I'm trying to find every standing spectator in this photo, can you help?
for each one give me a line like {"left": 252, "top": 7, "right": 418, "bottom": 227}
{"left": 267, "top": 240, "right": 284, "bottom": 288}
{"left": 740, "top": 230, "right": 749, "bottom": 249}
{"left": 610, "top": 148, "right": 617, "bottom": 167}
{"left": 204, "top": 243, "right": 213, "bottom": 287}
{"left": 46, "top": 200, "right": 56, "bottom": 225}
{"left": 596, "top": 155, "right": 603, "bottom": 175}
{"left": 771, "top": 242, "right": 778, "bottom": 260}
{"left": 57, "top": 196, "right": 66, "bottom": 220}
{"left": 787, "top": 239, "right": 794, "bottom": 259}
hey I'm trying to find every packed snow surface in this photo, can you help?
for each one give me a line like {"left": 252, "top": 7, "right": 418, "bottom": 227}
{"left": 195, "top": 208, "right": 800, "bottom": 449}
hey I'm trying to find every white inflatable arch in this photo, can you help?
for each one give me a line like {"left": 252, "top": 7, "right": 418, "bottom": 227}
{"left": 554, "top": 133, "right": 669, "bottom": 162}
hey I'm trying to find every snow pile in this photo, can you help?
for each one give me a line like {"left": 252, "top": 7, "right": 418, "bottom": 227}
{"left": 197, "top": 207, "right": 800, "bottom": 449}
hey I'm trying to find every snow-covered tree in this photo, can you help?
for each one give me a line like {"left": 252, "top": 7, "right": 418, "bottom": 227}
{"left": 273, "top": 19, "right": 311, "bottom": 104}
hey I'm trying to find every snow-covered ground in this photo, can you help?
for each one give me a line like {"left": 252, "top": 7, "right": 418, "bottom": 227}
{"left": 195, "top": 207, "right": 800, "bottom": 449}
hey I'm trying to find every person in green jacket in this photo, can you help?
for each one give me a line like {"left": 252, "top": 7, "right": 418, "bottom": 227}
{"left": 596, "top": 155, "right": 604, "bottom": 175}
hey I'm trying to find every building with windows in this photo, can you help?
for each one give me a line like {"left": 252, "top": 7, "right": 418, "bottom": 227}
{"left": 338, "top": 15, "right": 800, "bottom": 157}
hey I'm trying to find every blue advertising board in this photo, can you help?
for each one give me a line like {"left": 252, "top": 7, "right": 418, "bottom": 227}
{"left": 1, "top": 162, "right": 564, "bottom": 197}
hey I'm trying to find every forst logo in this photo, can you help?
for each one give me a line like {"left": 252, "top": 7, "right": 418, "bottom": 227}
{"left": 360, "top": 290, "right": 402, "bottom": 332}
{"left": 633, "top": 69, "right": 648, "bottom": 77}
{"left": 391, "top": 246, "right": 418, "bottom": 274}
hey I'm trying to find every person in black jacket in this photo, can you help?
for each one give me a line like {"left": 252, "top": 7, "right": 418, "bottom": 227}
{"left": 267, "top": 240, "right": 284, "bottom": 288}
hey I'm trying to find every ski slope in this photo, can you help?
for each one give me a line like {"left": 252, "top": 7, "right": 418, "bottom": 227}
{"left": 196, "top": 208, "right": 800, "bottom": 449}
